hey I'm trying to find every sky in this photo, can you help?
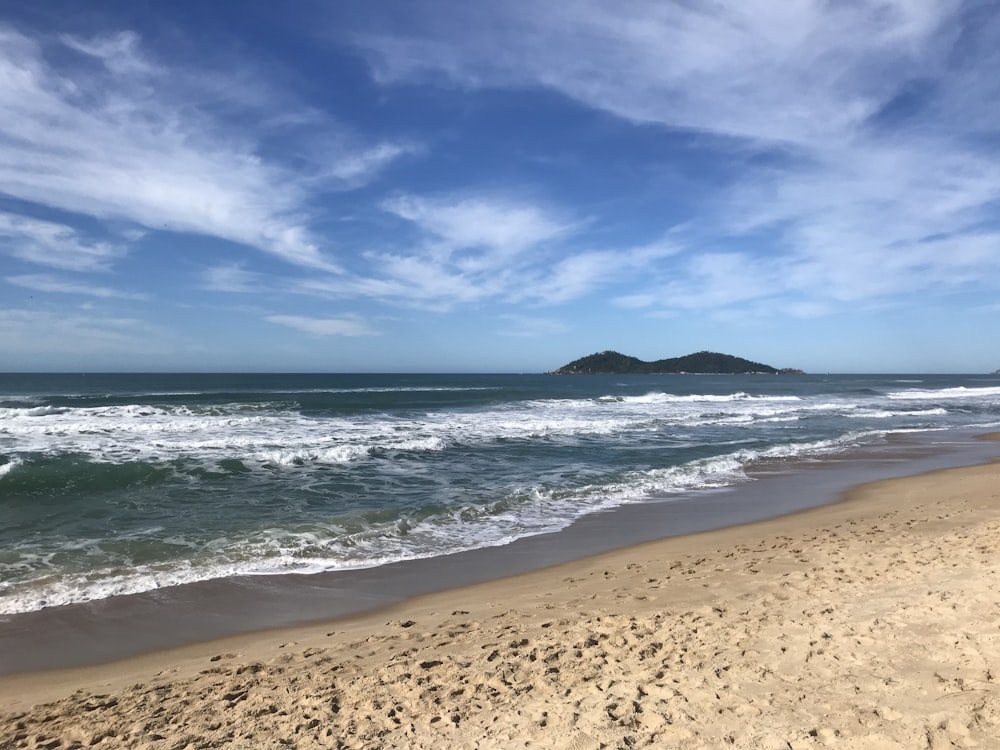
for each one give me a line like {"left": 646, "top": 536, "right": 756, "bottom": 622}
{"left": 1, "top": 0, "right": 999, "bottom": 374}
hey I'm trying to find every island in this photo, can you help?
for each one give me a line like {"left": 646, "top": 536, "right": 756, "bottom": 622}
{"left": 551, "top": 350, "right": 801, "bottom": 375}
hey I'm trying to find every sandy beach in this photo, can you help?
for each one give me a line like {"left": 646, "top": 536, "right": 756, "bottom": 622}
{"left": 3, "top": 444, "right": 1000, "bottom": 749}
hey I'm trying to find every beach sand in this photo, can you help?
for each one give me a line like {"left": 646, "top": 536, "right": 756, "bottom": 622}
{"left": 3, "top": 449, "right": 1000, "bottom": 749}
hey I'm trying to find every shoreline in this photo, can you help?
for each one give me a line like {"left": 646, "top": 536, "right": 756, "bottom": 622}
{"left": 2, "top": 433, "right": 1000, "bottom": 747}
{"left": 2, "top": 428, "right": 999, "bottom": 677}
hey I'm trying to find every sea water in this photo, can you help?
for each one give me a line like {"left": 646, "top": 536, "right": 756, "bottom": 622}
{"left": 2, "top": 372, "right": 999, "bottom": 615}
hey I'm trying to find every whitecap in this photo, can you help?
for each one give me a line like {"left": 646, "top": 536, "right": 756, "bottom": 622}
{"left": 0, "top": 457, "right": 22, "bottom": 479}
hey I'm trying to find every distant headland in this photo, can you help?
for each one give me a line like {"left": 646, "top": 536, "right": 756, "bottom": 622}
{"left": 550, "top": 350, "right": 804, "bottom": 375}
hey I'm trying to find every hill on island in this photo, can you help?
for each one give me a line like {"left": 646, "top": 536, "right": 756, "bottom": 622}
{"left": 551, "top": 350, "right": 790, "bottom": 375}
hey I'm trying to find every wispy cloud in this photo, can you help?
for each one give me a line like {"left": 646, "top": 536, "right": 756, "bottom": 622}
{"left": 496, "top": 314, "right": 569, "bottom": 338}
{"left": 59, "top": 28, "right": 153, "bottom": 75}
{"left": 0, "top": 25, "right": 410, "bottom": 273}
{"left": 382, "top": 193, "right": 574, "bottom": 262}
{"left": 6, "top": 273, "right": 147, "bottom": 300}
{"left": 291, "top": 193, "right": 580, "bottom": 309}
{"left": 200, "top": 263, "right": 269, "bottom": 294}
{"left": 266, "top": 314, "right": 377, "bottom": 337}
{"left": 514, "top": 238, "right": 682, "bottom": 306}
{"left": 286, "top": 195, "right": 683, "bottom": 311}
{"left": 0, "top": 308, "right": 162, "bottom": 356}
{"left": 326, "top": 142, "right": 421, "bottom": 186}
{"left": 0, "top": 211, "right": 125, "bottom": 271}
{"left": 355, "top": 1, "right": 948, "bottom": 145}
{"left": 351, "top": 1, "right": 1000, "bottom": 315}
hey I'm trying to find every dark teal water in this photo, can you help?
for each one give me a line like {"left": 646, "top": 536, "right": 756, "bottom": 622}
{"left": 2, "top": 372, "right": 999, "bottom": 614}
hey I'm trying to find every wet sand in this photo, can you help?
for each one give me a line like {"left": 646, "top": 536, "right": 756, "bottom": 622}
{"left": 2, "top": 435, "right": 1000, "bottom": 748}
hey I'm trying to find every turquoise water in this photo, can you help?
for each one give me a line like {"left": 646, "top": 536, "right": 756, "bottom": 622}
{"left": 2, "top": 372, "right": 999, "bottom": 614}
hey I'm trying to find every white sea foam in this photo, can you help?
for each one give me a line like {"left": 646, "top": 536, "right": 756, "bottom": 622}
{"left": 0, "top": 387, "right": 923, "bottom": 476}
{"left": 887, "top": 386, "right": 1000, "bottom": 400}
{"left": 0, "top": 394, "right": 809, "bottom": 470}
{"left": 0, "top": 428, "right": 889, "bottom": 615}
{"left": 0, "top": 406, "right": 70, "bottom": 417}
{"left": 602, "top": 391, "right": 803, "bottom": 404}
{"left": 848, "top": 408, "right": 949, "bottom": 419}
{"left": 255, "top": 437, "right": 449, "bottom": 466}
{"left": 0, "top": 457, "right": 22, "bottom": 479}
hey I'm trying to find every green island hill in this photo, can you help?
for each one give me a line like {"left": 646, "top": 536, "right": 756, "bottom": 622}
{"left": 550, "top": 350, "right": 804, "bottom": 375}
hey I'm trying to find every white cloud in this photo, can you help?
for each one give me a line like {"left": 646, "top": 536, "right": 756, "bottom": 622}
{"left": 266, "top": 314, "right": 377, "bottom": 337}
{"left": 326, "top": 142, "right": 420, "bottom": 185}
{"left": 285, "top": 193, "right": 684, "bottom": 309}
{"left": 286, "top": 198, "right": 684, "bottom": 311}
{"left": 517, "top": 238, "right": 681, "bottom": 305}
{"left": 612, "top": 293, "right": 657, "bottom": 309}
{"left": 201, "top": 264, "right": 268, "bottom": 294}
{"left": 6, "top": 273, "right": 147, "bottom": 300}
{"left": 356, "top": 0, "right": 950, "bottom": 145}
{"left": 496, "top": 314, "right": 569, "bottom": 338}
{"left": 295, "top": 193, "right": 581, "bottom": 309}
{"left": 352, "top": 1, "right": 1000, "bottom": 315}
{"left": 59, "top": 29, "right": 152, "bottom": 75}
{"left": 0, "top": 25, "right": 410, "bottom": 273}
{"left": 0, "top": 308, "right": 162, "bottom": 355}
{"left": 364, "top": 253, "right": 495, "bottom": 303}
{"left": 0, "top": 211, "right": 125, "bottom": 271}
{"left": 382, "top": 193, "right": 574, "bottom": 261}
{"left": 660, "top": 252, "right": 779, "bottom": 310}
{"left": 783, "top": 301, "right": 834, "bottom": 319}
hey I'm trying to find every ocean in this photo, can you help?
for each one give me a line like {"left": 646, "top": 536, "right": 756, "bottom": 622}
{"left": 2, "top": 372, "right": 999, "bottom": 617}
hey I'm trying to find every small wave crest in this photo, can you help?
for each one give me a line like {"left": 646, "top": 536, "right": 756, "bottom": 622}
{"left": 0, "top": 406, "right": 70, "bottom": 418}
{"left": 599, "top": 391, "right": 803, "bottom": 404}
{"left": 887, "top": 386, "right": 1000, "bottom": 400}
{"left": 848, "top": 408, "right": 949, "bottom": 419}
{"left": 0, "top": 457, "right": 23, "bottom": 479}
{"left": 257, "top": 437, "right": 448, "bottom": 467}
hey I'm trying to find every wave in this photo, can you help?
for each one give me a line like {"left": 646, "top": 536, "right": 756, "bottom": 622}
{"left": 0, "top": 395, "right": 787, "bottom": 468}
{"left": 0, "top": 457, "right": 22, "bottom": 479}
{"left": 280, "top": 386, "right": 497, "bottom": 394}
{"left": 847, "top": 408, "right": 949, "bottom": 419}
{"left": 4, "top": 373, "right": 999, "bottom": 616}
{"left": 598, "top": 391, "right": 803, "bottom": 404}
{"left": 0, "top": 388, "right": 954, "bottom": 475}
{"left": 0, "top": 406, "right": 71, "bottom": 417}
{"left": 257, "top": 437, "right": 448, "bottom": 466}
{"left": 887, "top": 386, "right": 1000, "bottom": 400}
{"left": 0, "top": 429, "right": 887, "bottom": 615}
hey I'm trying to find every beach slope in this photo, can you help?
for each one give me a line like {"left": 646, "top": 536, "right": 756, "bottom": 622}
{"left": 3, "top": 456, "right": 1000, "bottom": 749}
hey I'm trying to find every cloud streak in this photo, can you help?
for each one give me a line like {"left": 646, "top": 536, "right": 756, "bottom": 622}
{"left": 6, "top": 273, "right": 147, "bottom": 300}
{"left": 0, "top": 308, "right": 164, "bottom": 357}
{"left": 0, "top": 212, "right": 126, "bottom": 272}
{"left": 200, "top": 264, "right": 269, "bottom": 294}
{"left": 382, "top": 193, "right": 574, "bottom": 261}
{"left": 496, "top": 314, "right": 570, "bottom": 338}
{"left": 289, "top": 193, "right": 681, "bottom": 311}
{"left": 266, "top": 314, "right": 377, "bottom": 337}
{"left": 0, "top": 26, "right": 410, "bottom": 273}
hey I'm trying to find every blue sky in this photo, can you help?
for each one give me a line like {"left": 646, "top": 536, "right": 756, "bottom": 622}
{"left": 1, "top": 1, "right": 999, "bottom": 373}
